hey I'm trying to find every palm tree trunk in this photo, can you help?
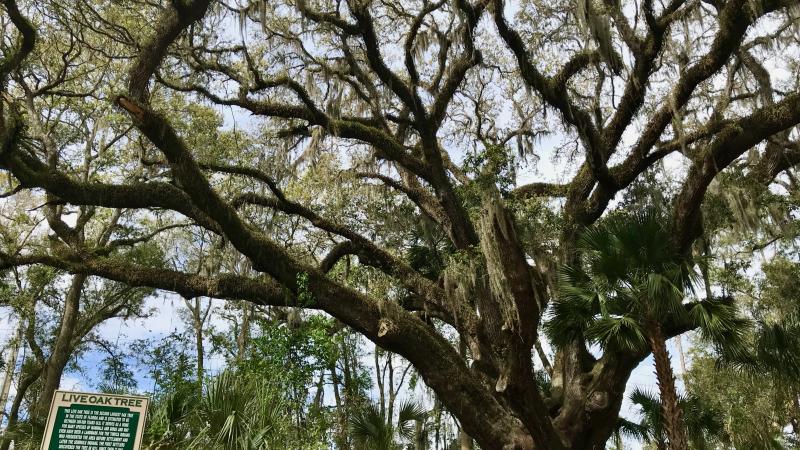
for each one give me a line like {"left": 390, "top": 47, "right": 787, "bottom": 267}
{"left": 648, "top": 320, "right": 689, "bottom": 450}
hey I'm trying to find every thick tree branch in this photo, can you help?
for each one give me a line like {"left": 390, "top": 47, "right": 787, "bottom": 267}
{"left": 127, "top": 0, "right": 213, "bottom": 102}
{"left": 674, "top": 92, "right": 800, "bottom": 250}
{"left": 0, "top": 0, "right": 36, "bottom": 85}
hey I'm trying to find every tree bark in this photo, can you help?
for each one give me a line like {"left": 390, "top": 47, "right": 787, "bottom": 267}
{"left": 32, "top": 274, "right": 87, "bottom": 422}
{"left": 0, "top": 323, "right": 22, "bottom": 419}
{"left": 194, "top": 308, "right": 204, "bottom": 389}
{"left": 387, "top": 352, "right": 395, "bottom": 423}
{"left": 648, "top": 321, "right": 689, "bottom": 450}
{"left": 183, "top": 297, "right": 211, "bottom": 391}
{"left": 459, "top": 428, "right": 474, "bottom": 450}
{"left": 235, "top": 302, "right": 254, "bottom": 362}
{"left": 534, "top": 339, "right": 552, "bottom": 376}
{"left": 329, "top": 362, "right": 350, "bottom": 450}
{"left": 7, "top": 0, "right": 797, "bottom": 447}
{"left": 0, "top": 365, "right": 40, "bottom": 450}
{"left": 416, "top": 419, "right": 426, "bottom": 450}
{"left": 375, "top": 344, "right": 385, "bottom": 418}
{"left": 458, "top": 338, "right": 474, "bottom": 450}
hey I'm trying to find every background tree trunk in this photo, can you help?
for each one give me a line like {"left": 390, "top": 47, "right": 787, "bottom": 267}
{"left": 0, "top": 323, "right": 22, "bottom": 419}
{"left": 184, "top": 297, "right": 211, "bottom": 391}
{"left": 235, "top": 302, "right": 254, "bottom": 362}
{"left": 0, "top": 366, "right": 41, "bottom": 450}
{"left": 32, "top": 274, "right": 87, "bottom": 422}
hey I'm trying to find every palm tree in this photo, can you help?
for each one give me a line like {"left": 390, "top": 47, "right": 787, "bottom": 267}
{"left": 143, "top": 371, "right": 286, "bottom": 450}
{"left": 189, "top": 371, "right": 285, "bottom": 450}
{"left": 546, "top": 211, "right": 746, "bottom": 450}
{"left": 143, "top": 388, "right": 197, "bottom": 449}
{"left": 616, "top": 388, "right": 727, "bottom": 450}
{"left": 349, "top": 400, "right": 427, "bottom": 450}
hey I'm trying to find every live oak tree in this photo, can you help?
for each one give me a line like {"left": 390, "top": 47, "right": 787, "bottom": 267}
{"left": 1, "top": 0, "right": 800, "bottom": 449}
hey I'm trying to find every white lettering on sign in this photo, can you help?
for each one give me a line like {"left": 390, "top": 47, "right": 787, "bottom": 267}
{"left": 40, "top": 390, "right": 149, "bottom": 450}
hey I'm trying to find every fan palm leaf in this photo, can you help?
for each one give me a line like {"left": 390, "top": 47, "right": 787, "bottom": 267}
{"left": 586, "top": 315, "right": 648, "bottom": 352}
{"left": 396, "top": 400, "right": 426, "bottom": 440}
{"left": 188, "top": 370, "right": 284, "bottom": 450}
{"left": 349, "top": 403, "right": 394, "bottom": 450}
{"left": 624, "top": 388, "right": 728, "bottom": 449}
{"left": 349, "top": 400, "right": 426, "bottom": 450}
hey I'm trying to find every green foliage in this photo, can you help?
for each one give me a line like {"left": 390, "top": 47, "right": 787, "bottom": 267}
{"left": 189, "top": 371, "right": 286, "bottom": 450}
{"left": 295, "top": 271, "right": 315, "bottom": 307}
{"left": 617, "top": 388, "right": 727, "bottom": 449}
{"left": 458, "top": 144, "right": 517, "bottom": 213}
{"left": 534, "top": 369, "right": 552, "bottom": 396}
{"left": 758, "top": 258, "right": 800, "bottom": 319}
{"left": 685, "top": 256, "right": 800, "bottom": 448}
{"left": 96, "top": 353, "right": 137, "bottom": 394}
{"left": 546, "top": 210, "right": 697, "bottom": 351}
{"left": 405, "top": 242, "right": 449, "bottom": 280}
{"left": 240, "top": 313, "right": 339, "bottom": 444}
{"left": 143, "top": 388, "right": 198, "bottom": 449}
{"left": 349, "top": 400, "right": 426, "bottom": 450}
{"left": 586, "top": 315, "right": 647, "bottom": 353}
{"left": 133, "top": 332, "right": 198, "bottom": 395}
{"left": 509, "top": 196, "right": 563, "bottom": 261}
{"left": 144, "top": 370, "right": 318, "bottom": 450}
{"left": 0, "top": 421, "right": 44, "bottom": 450}
{"left": 686, "top": 348, "right": 796, "bottom": 448}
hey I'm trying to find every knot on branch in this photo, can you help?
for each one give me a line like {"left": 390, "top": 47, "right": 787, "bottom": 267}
{"left": 377, "top": 318, "right": 398, "bottom": 338}
{"left": 115, "top": 96, "right": 146, "bottom": 122}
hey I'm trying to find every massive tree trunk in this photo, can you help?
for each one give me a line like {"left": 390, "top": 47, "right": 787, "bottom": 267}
{"left": 648, "top": 321, "right": 689, "bottom": 450}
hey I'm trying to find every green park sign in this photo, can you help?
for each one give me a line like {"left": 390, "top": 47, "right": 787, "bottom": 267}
{"left": 40, "top": 391, "right": 149, "bottom": 450}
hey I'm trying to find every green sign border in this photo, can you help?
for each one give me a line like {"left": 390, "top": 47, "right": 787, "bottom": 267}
{"left": 48, "top": 404, "right": 140, "bottom": 450}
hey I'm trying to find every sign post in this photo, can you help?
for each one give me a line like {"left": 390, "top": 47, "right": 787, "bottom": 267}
{"left": 40, "top": 390, "right": 149, "bottom": 450}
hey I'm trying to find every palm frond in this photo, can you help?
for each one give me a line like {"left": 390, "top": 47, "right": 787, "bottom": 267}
{"left": 349, "top": 403, "right": 393, "bottom": 450}
{"left": 396, "top": 400, "right": 426, "bottom": 440}
{"left": 586, "top": 315, "right": 647, "bottom": 352}
{"left": 545, "top": 292, "right": 598, "bottom": 348}
{"left": 614, "top": 417, "right": 649, "bottom": 441}
{"left": 625, "top": 388, "right": 728, "bottom": 447}
{"left": 689, "top": 298, "right": 751, "bottom": 360}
